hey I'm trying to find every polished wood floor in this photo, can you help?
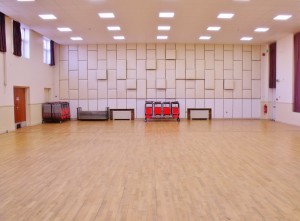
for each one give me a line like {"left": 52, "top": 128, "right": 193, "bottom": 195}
{"left": 1, "top": 119, "right": 300, "bottom": 221}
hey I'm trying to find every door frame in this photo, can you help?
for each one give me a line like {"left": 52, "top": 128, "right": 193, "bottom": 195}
{"left": 13, "top": 86, "right": 30, "bottom": 128}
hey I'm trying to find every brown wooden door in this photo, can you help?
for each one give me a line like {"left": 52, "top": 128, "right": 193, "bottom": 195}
{"left": 14, "top": 87, "right": 26, "bottom": 123}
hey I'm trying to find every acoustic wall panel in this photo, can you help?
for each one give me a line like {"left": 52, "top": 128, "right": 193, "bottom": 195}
{"left": 224, "top": 51, "right": 233, "bottom": 69}
{"left": 196, "top": 80, "right": 205, "bottom": 98}
{"left": 166, "top": 70, "right": 176, "bottom": 88}
{"left": 137, "top": 60, "right": 146, "bottom": 79}
{"left": 252, "top": 99, "right": 261, "bottom": 118}
{"left": 69, "top": 90, "right": 78, "bottom": 100}
{"left": 117, "top": 44, "right": 126, "bottom": 59}
{"left": 252, "top": 80, "right": 261, "bottom": 98}
{"left": 205, "top": 51, "right": 214, "bottom": 69}
{"left": 233, "top": 80, "right": 243, "bottom": 98}
{"left": 224, "top": 44, "right": 233, "bottom": 51}
{"left": 224, "top": 99, "right": 233, "bottom": 118}
{"left": 205, "top": 70, "right": 215, "bottom": 89}
{"left": 233, "top": 45, "right": 242, "bottom": 61}
{"left": 186, "top": 44, "right": 195, "bottom": 50}
{"left": 205, "top": 44, "right": 214, "bottom": 51}
{"left": 156, "top": 89, "right": 166, "bottom": 99}
{"left": 243, "top": 52, "right": 251, "bottom": 70}
{"left": 107, "top": 44, "right": 116, "bottom": 51}
{"left": 166, "top": 50, "right": 176, "bottom": 60}
{"left": 98, "top": 99, "right": 108, "bottom": 111}
{"left": 186, "top": 89, "right": 195, "bottom": 99}
{"left": 127, "top": 89, "right": 137, "bottom": 99}
{"left": 233, "top": 99, "right": 243, "bottom": 118}
{"left": 97, "top": 70, "right": 107, "bottom": 80}
{"left": 60, "top": 80, "right": 69, "bottom": 99}
{"left": 88, "top": 90, "right": 97, "bottom": 99}
{"left": 157, "top": 60, "right": 165, "bottom": 79}
{"left": 147, "top": 50, "right": 156, "bottom": 59}
{"left": 186, "top": 80, "right": 195, "bottom": 89}
{"left": 215, "top": 80, "right": 223, "bottom": 98}
{"left": 243, "top": 71, "right": 252, "bottom": 89}
{"left": 156, "top": 79, "right": 166, "bottom": 89}
{"left": 146, "top": 60, "right": 156, "bottom": 70}
{"left": 60, "top": 61, "right": 68, "bottom": 80}
{"left": 69, "top": 100, "right": 78, "bottom": 118}
{"left": 186, "top": 50, "right": 195, "bottom": 69}
{"left": 88, "top": 70, "right": 97, "bottom": 89}
{"left": 243, "top": 45, "right": 251, "bottom": 52}
{"left": 127, "top": 70, "right": 136, "bottom": 79}
{"left": 137, "top": 44, "right": 146, "bottom": 59}
{"left": 147, "top": 89, "right": 156, "bottom": 98}
{"left": 176, "top": 44, "right": 185, "bottom": 59}
{"left": 137, "top": 99, "right": 145, "bottom": 118}
{"left": 196, "top": 60, "right": 205, "bottom": 79}
{"left": 127, "top": 50, "right": 137, "bottom": 69}
{"left": 156, "top": 44, "right": 166, "bottom": 59}
{"left": 176, "top": 80, "right": 186, "bottom": 98}
{"left": 108, "top": 90, "right": 117, "bottom": 99}
{"left": 79, "top": 80, "right": 88, "bottom": 99}
{"left": 98, "top": 60, "right": 107, "bottom": 70}
{"left": 205, "top": 99, "right": 215, "bottom": 118}
{"left": 117, "top": 60, "right": 127, "bottom": 79}
{"left": 127, "top": 79, "right": 137, "bottom": 89}
{"left": 98, "top": 80, "right": 107, "bottom": 99}
{"left": 127, "top": 99, "right": 136, "bottom": 116}
{"left": 176, "top": 60, "right": 185, "bottom": 79}
{"left": 215, "top": 99, "right": 224, "bottom": 118}
{"left": 166, "top": 43, "right": 175, "bottom": 49}
{"left": 196, "top": 99, "right": 205, "bottom": 108}
{"left": 243, "top": 99, "right": 252, "bottom": 118}
{"left": 69, "top": 51, "right": 78, "bottom": 70}
{"left": 186, "top": 70, "right": 196, "bottom": 79}
{"left": 107, "top": 51, "right": 117, "bottom": 69}
{"left": 117, "top": 99, "right": 127, "bottom": 109}
{"left": 98, "top": 44, "right": 107, "bottom": 59}
{"left": 166, "top": 60, "right": 175, "bottom": 69}
{"left": 127, "top": 44, "right": 136, "bottom": 50}
{"left": 147, "top": 70, "right": 156, "bottom": 88}
{"left": 186, "top": 100, "right": 196, "bottom": 112}
{"left": 108, "top": 99, "right": 117, "bottom": 108}
{"left": 78, "top": 45, "right": 87, "bottom": 60}
{"left": 224, "top": 69, "right": 233, "bottom": 80}
{"left": 88, "top": 44, "right": 97, "bottom": 51}
{"left": 166, "top": 89, "right": 176, "bottom": 98}
{"left": 147, "top": 44, "right": 155, "bottom": 49}
{"left": 137, "top": 80, "right": 146, "bottom": 98}
{"left": 79, "top": 61, "right": 88, "bottom": 80}
{"left": 205, "top": 90, "right": 214, "bottom": 99}
{"left": 196, "top": 44, "right": 205, "bottom": 59}
{"left": 60, "top": 45, "right": 68, "bottom": 60}
{"left": 108, "top": 70, "right": 117, "bottom": 89}
{"left": 215, "top": 61, "right": 224, "bottom": 79}
{"left": 215, "top": 45, "right": 224, "bottom": 60}
{"left": 252, "top": 61, "right": 261, "bottom": 79}
{"left": 243, "top": 90, "right": 252, "bottom": 99}
{"left": 69, "top": 71, "right": 79, "bottom": 90}
{"left": 224, "top": 90, "right": 233, "bottom": 99}
{"left": 79, "top": 100, "right": 88, "bottom": 110}
{"left": 233, "top": 61, "right": 242, "bottom": 79}
{"left": 252, "top": 45, "right": 261, "bottom": 61}
{"left": 88, "top": 51, "right": 97, "bottom": 69}
{"left": 117, "top": 80, "right": 127, "bottom": 98}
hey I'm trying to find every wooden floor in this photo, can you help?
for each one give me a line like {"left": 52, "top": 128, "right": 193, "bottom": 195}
{"left": 1, "top": 119, "right": 300, "bottom": 221}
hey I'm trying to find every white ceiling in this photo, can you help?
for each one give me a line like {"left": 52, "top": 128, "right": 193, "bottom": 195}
{"left": 1, "top": 0, "right": 300, "bottom": 45}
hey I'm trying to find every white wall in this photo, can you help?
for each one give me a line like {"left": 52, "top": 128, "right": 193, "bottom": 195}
{"left": 58, "top": 43, "right": 262, "bottom": 119}
{"left": 0, "top": 16, "right": 56, "bottom": 133}
{"left": 276, "top": 34, "right": 300, "bottom": 126}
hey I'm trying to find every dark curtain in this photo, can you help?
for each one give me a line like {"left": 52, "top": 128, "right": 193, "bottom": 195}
{"left": 13, "top": 20, "right": 22, "bottom": 57}
{"left": 50, "top": 40, "right": 55, "bottom": 66}
{"left": 294, "top": 33, "right": 300, "bottom": 112}
{"left": 269, "top": 42, "right": 276, "bottom": 88}
{"left": 0, "top": 12, "right": 6, "bottom": 52}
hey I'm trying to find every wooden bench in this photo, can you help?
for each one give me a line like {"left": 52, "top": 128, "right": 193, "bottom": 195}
{"left": 77, "top": 107, "right": 109, "bottom": 120}
{"left": 109, "top": 109, "right": 135, "bottom": 120}
{"left": 187, "top": 108, "right": 212, "bottom": 120}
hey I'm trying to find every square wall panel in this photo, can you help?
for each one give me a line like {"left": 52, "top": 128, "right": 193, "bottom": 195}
{"left": 166, "top": 60, "right": 175, "bottom": 69}
{"left": 196, "top": 80, "right": 205, "bottom": 98}
{"left": 156, "top": 89, "right": 166, "bottom": 99}
{"left": 98, "top": 44, "right": 107, "bottom": 59}
{"left": 156, "top": 79, "right": 166, "bottom": 89}
{"left": 137, "top": 80, "right": 146, "bottom": 98}
{"left": 243, "top": 52, "right": 251, "bottom": 70}
{"left": 98, "top": 80, "right": 107, "bottom": 99}
{"left": 176, "top": 80, "right": 186, "bottom": 98}
{"left": 252, "top": 61, "right": 261, "bottom": 79}
{"left": 108, "top": 70, "right": 117, "bottom": 89}
{"left": 223, "top": 90, "right": 233, "bottom": 99}
{"left": 117, "top": 44, "right": 126, "bottom": 59}
{"left": 156, "top": 44, "right": 166, "bottom": 59}
{"left": 233, "top": 61, "right": 242, "bottom": 79}
{"left": 243, "top": 71, "right": 252, "bottom": 89}
{"left": 60, "top": 80, "right": 69, "bottom": 99}
{"left": 147, "top": 70, "right": 156, "bottom": 88}
{"left": 166, "top": 70, "right": 176, "bottom": 88}
{"left": 233, "top": 45, "right": 242, "bottom": 61}
{"left": 98, "top": 99, "right": 108, "bottom": 111}
{"left": 107, "top": 51, "right": 117, "bottom": 69}
{"left": 127, "top": 50, "right": 137, "bottom": 69}
{"left": 88, "top": 70, "right": 97, "bottom": 89}
{"left": 137, "top": 44, "right": 146, "bottom": 59}
{"left": 166, "top": 50, "right": 176, "bottom": 60}
{"left": 79, "top": 80, "right": 88, "bottom": 99}
{"left": 186, "top": 70, "right": 196, "bottom": 79}
{"left": 98, "top": 60, "right": 107, "bottom": 70}
{"left": 127, "top": 79, "right": 137, "bottom": 89}
{"left": 79, "top": 61, "right": 88, "bottom": 80}
{"left": 117, "top": 99, "right": 127, "bottom": 108}
{"left": 88, "top": 90, "right": 97, "bottom": 99}
{"left": 117, "top": 60, "right": 127, "bottom": 79}
{"left": 243, "top": 90, "right": 252, "bottom": 99}
{"left": 69, "top": 71, "right": 79, "bottom": 90}
{"left": 186, "top": 80, "right": 195, "bottom": 89}
{"left": 97, "top": 69, "right": 107, "bottom": 80}
{"left": 108, "top": 90, "right": 117, "bottom": 99}
{"left": 205, "top": 90, "right": 214, "bottom": 99}
{"left": 224, "top": 70, "right": 233, "bottom": 79}
{"left": 224, "top": 80, "right": 234, "bottom": 90}
{"left": 176, "top": 44, "right": 185, "bottom": 59}
{"left": 205, "top": 51, "right": 214, "bottom": 70}
{"left": 205, "top": 70, "right": 215, "bottom": 89}
{"left": 215, "top": 80, "right": 223, "bottom": 98}
{"left": 186, "top": 50, "right": 195, "bottom": 69}
{"left": 166, "top": 89, "right": 176, "bottom": 99}
{"left": 69, "top": 51, "right": 78, "bottom": 71}
{"left": 147, "top": 50, "right": 156, "bottom": 59}
{"left": 186, "top": 89, "right": 195, "bottom": 99}
{"left": 127, "top": 90, "right": 137, "bottom": 99}
{"left": 146, "top": 60, "right": 156, "bottom": 70}
{"left": 196, "top": 99, "right": 205, "bottom": 108}
{"left": 127, "top": 70, "right": 136, "bottom": 79}
{"left": 186, "top": 99, "right": 195, "bottom": 110}
{"left": 233, "top": 80, "right": 243, "bottom": 98}
{"left": 215, "top": 61, "right": 224, "bottom": 79}
{"left": 224, "top": 51, "right": 233, "bottom": 69}
{"left": 137, "top": 60, "right": 146, "bottom": 79}
{"left": 215, "top": 44, "right": 224, "bottom": 60}
{"left": 196, "top": 44, "right": 204, "bottom": 59}
{"left": 88, "top": 51, "right": 97, "bottom": 70}
{"left": 147, "top": 89, "right": 156, "bottom": 98}
{"left": 252, "top": 80, "right": 261, "bottom": 98}
{"left": 108, "top": 99, "right": 117, "bottom": 108}
{"left": 117, "top": 80, "right": 127, "bottom": 98}
{"left": 156, "top": 60, "right": 166, "bottom": 79}
{"left": 79, "top": 100, "right": 88, "bottom": 110}
{"left": 176, "top": 60, "right": 185, "bottom": 79}
{"left": 69, "top": 90, "right": 78, "bottom": 100}
{"left": 196, "top": 60, "right": 205, "bottom": 79}
{"left": 60, "top": 61, "right": 68, "bottom": 80}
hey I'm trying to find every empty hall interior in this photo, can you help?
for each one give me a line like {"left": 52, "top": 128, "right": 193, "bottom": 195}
{"left": 1, "top": 0, "right": 300, "bottom": 220}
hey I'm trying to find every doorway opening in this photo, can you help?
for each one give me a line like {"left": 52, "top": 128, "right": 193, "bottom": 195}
{"left": 14, "top": 87, "right": 28, "bottom": 129}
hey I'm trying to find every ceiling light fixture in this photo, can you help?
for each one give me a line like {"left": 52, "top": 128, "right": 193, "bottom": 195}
{"left": 98, "top": 13, "right": 115, "bottom": 18}
{"left": 255, "top": 27, "right": 269, "bottom": 32}
{"left": 273, "top": 15, "right": 292, "bottom": 20}
{"left": 39, "top": 14, "right": 57, "bottom": 20}
{"left": 217, "top": 13, "right": 234, "bottom": 19}
{"left": 241, "top": 37, "right": 253, "bottom": 41}
{"left": 159, "top": 12, "right": 175, "bottom": 18}
{"left": 17, "top": 0, "right": 35, "bottom": 1}
{"left": 157, "top": 36, "right": 168, "bottom": 40}
{"left": 70, "top": 37, "right": 83, "bottom": 41}
{"left": 207, "top": 26, "right": 221, "bottom": 31}
{"left": 57, "top": 27, "right": 72, "bottom": 32}
{"left": 107, "top": 26, "right": 121, "bottom": 31}
{"left": 113, "top": 36, "right": 125, "bottom": 40}
{"left": 199, "top": 36, "right": 211, "bottom": 40}
{"left": 158, "top": 26, "right": 171, "bottom": 31}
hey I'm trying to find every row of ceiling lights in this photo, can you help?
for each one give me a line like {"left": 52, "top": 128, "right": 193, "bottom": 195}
{"left": 18, "top": 0, "right": 293, "bottom": 42}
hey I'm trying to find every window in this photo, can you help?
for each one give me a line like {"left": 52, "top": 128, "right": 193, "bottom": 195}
{"left": 21, "top": 27, "right": 30, "bottom": 58}
{"left": 43, "top": 38, "right": 51, "bottom": 64}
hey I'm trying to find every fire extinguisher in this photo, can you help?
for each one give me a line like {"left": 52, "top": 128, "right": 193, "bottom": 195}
{"left": 264, "top": 104, "right": 268, "bottom": 114}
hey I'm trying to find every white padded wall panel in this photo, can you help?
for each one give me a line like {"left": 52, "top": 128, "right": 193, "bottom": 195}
{"left": 224, "top": 79, "right": 234, "bottom": 90}
{"left": 137, "top": 80, "right": 146, "bottom": 98}
{"left": 60, "top": 45, "right": 68, "bottom": 60}
{"left": 79, "top": 61, "right": 88, "bottom": 79}
{"left": 205, "top": 44, "right": 214, "bottom": 51}
{"left": 79, "top": 80, "right": 88, "bottom": 99}
{"left": 127, "top": 99, "right": 136, "bottom": 116}
{"left": 252, "top": 61, "right": 261, "bottom": 79}
{"left": 233, "top": 99, "right": 243, "bottom": 118}
{"left": 147, "top": 89, "right": 156, "bottom": 98}
{"left": 224, "top": 70, "right": 233, "bottom": 79}
{"left": 60, "top": 80, "right": 69, "bottom": 99}
{"left": 252, "top": 99, "right": 261, "bottom": 119}
{"left": 147, "top": 44, "right": 155, "bottom": 49}
{"left": 97, "top": 70, "right": 107, "bottom": 80}
{"left": 196, "top": 44, "right": 204, "bottom": 59}
{"left": 127, "top": 50, "right": 137, "bottom": 69}
{"left": 166, "top": 50, "right": 176, "bottom": 60}
{"left": 205, "top": 70, "right": 215, "bottom": 89}
{"left": 186, "top": 70, "right": 196, "bottom": 79}
{"left": 224, "top": 51, "right": 233, "bottom": 69}
{"left": 147, "top": 50, "right": 156, "bottom": 59}
{"left": 224, "top": 99, "right": 233, "bottom": 118}
{"left": 117, "top": 99, "right": 127, "bottom": 109}
{"left": 243, "top": 99, "right": 252, "bottom": 118}
{"left": 177, "top": 99, "right": 186, "bottom": 118}
{"left": 233, "top": 61, "right": 242, "bottom": 79}
{"left": 69, "top": 51, "right": 78, "bottom": 70}
{"left": 243, "top": 90, "right": 252, "bottom": 99}
{"left": 205, "top": 51, "right": 214, "bottom": 69}
{"left": 108, "top": 90, "right": 117, "bottom": 99}
{"left": 186, "top": 99, "right": 195, "bottom": 110}
{"left": 186, "top": 89, "right": 195, "bottom": 99}
{"left": 88, "top": 90, "right": 97, "bottom": 100}
{"left": 166, "top": 70, "right": 176, "bottom": 88}
{"left": 186, "top": 50, "right": 195, "bottom": 69}
{"left": 108, "top": 99, "right": 117, "bottom": 108}
{"left": 127, "top": 70, "right": 136, "bottom": 79}
{"left": 88, "top": 70, "right": 97, "bottom": 89}
{"left": 186, "top": 80, "right": 195, "bottom": 89}
{"left": 176, "top": 44, "right": 185, "bottom": 59}
{"left": 107, "top": 51, "right": 117, "bottom": 69}
{"left": 243, "top": 45, "right": 251, "bottom": 52}
{"left": 186, "top": 44, "right": 195, "bottom": 50}
{"left": 69, "top": 45, "right": 78, "bottom": 51}
{"left": 215, "top": 61, "right": 224, "bottom": 79}
{"left": 146, "top": 60, "right": 156, "bottom": 70}
{"left": 223, "top": 90, "right": 233, "bottom": 99}
{"left": 117, "top": 80, "right": 127, "bottom": 98}
{"left": 176, "top": 80, "right": 186, "bottom": 98}
{"left": 205, "top": 90, "right": 214, "bottom": 99}
{"left": 205, "top": 99, "right": 215, "bottom": 118}
{"left": 196, "top": 99, "right": 205, "bottom": 108}
{"left": 215, "top": 80, "right": 223, "bottom": 98}
{"left": 224, "top": 45, "right": 233, "bottom": 50}
{"left": 156, "top": 79, "right": 166, "bottom": 89}
{"left": 215, "top": 45, "right": 224, "bottom": 60}
{"left": 243, "top": 71, "right": 252, "bottom": 89}
{"left": 127, "top": 44, "right": 136, "bottom": 50}
{"left": 60, "top": 61, "right": 68, "bottom": 80}
{"left": 137, "top": 60, "right": 146, "bottom": 79}
{"left": 156, "top": 90, "right": 166, "bottom": 99}
{"left": 156, "top": 60, "right": 165, "bottom": 79}
{"left": 166, "top": 60, "right": 175, "bottom": 69}
{"left": 69, "top": 100, "right": 78, "bottom": 118}
{"left": 252, "top": 46, "right": 261, "bottom": 60}
{"left": 127, "top": 79, "right": 137, "bottom": 89}
{"left": 98, "top": 45, "right": 107, "bottom": 60}
{"left": 243, "top": 52, "right": 251, "bottom": 70}
{"left": 196, "top": 80, "right": 205, "bottom": 98}
{"left": 176, "top": 60, "right": 185, "bottom": 79}
{"left": 117, "top": 44, "right": 126, "bottom": 59}
{"left": 137, "top": 44, "right": 146, "bottom": 59}
{"left": 69, "top": 71, "right": 79, "bottom": 90}
{"left": 137, "top": 99, "right": 145, "bottom": 118}
{"left": 98, "top": 99, "right": 108, "bottom": 111}
{"left": 233, "top": 80, "right": 242, "bottom": 98}
{"left": 107, "top": 44, "right": 116, "bottom": 50}
{"left": 108, "top": 70, "right": 117, "bottom": 89}
{"left": 88, "top": 51, "right": 97, "bottom": 69}
{"left": 117, "top": 60, "right": 127, "bottom": 79}
{"left": 88, "top": 45, "right": 97, "bottom": 51}
{"left": 215, "top": 99, "right": 224, "bottom": 118}
{"left": 98, "top": 80, "right": 107, "bottom": 99}
{"left": 252, "top": 80, "right": 261, "bottom": 98}
{"left": 166, "top": 89, "right": 176, "bottom": 98}
{"left": 234, "top": 45, "right": 242, "bottom": 61}
{"left": 127, "top": 89, "right": 137, "bottom": 99}
{"left": 98, "top": 60, "right": 107, "bottom": 70}
{"left": 69, "top": 90, "right": 78, "bottom": 100}
{"left": 147, "top": 70, "right": 156, "bottom": 88}
{"left": 79, "top": 100, "right": 88, "bottom": 110}
{"left": 156, "top": 44, "right": 166, "bottom": 59}
{"left": 196, "top": 60, "right": 205, "bottom": 79}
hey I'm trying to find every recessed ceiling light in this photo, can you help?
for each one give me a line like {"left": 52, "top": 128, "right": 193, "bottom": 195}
{"left": 157, "top": 36, "right": 168, "bottom": 40}
{"left": 57, "top": 27, "right": 72, "bottom": 32}
{"left": 199, "top": 36, "right": 211, "bottom": 40}
{"left": 17, "top": 0, "right": 35, "bottom": 1}
{"left": 107, "top": 26, "right": 121, "bottom": 31}
{"left": 255, "top": 27, "right": 269, "bottom": 32}
{"left": 70, "top": 37, "right": 83, "bottom": 41}
{"left": 217, "top": 13, "right": 234, "bottom": 19}
{"left": 98, "top": 13, "right": 115, "bottom": 18}
{"left": 159, "top": 12, "right": 175, "bottom": 18}
{"left": 241, "top": 37, "right": 253, "bottom": 41}
{"left": 207, "top": 26, "right": 221, "bottom": 31}
{"left": 233, "top": 0, "right": 250, "bottom": 2}
{"left": 273, "top": 15, "right": 292, "bottom": 20}
{"left": 113, "top": 36, "right": 125, "bottom": 40}
{"left": 158, "top": 26, "right": 171, "bottom": 31}
{"left": 39, "top": 14, "right": 57, "bottom": 20}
